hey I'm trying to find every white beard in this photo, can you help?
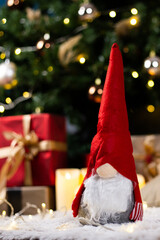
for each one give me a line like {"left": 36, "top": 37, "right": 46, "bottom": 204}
{"left": 79, "top": 173, "right": 134, "bottom": 224}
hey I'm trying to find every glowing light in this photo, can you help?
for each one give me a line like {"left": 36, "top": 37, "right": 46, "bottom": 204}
{"left": 15, "top": 48, "right": 21, "bottom": 55}
{"left": 23, "top": 91, "right": 30, "bottom": 98}
{"left": 79, "top": 57, "right": 86, "bottom": 64}
{"left": 152, "top": 60, "right": 159, "bottom": 68}
{"left": 95, "top": 78, "right": 101, "bottom": 85}
{"left": 78, "top": 7, "right": 85, "bottom": 16}
{"left": 109, "top": 11, "right": 116, "bottom": 18}
{"left": 63, "top": 18, "right": 70, "bottom": 24}
{"left": 147, "top": 105, "right": 155, "bottom": 113}
{"left": 4, "top": 83, "right": 12, "bottom": 90}
{"left": 131, "top": 8, "right": 138, "bottom": 15}
{"left": 41, "top": 203, "right": 46, "bottom": 209}
{"left": 14, "top": 0, "right": 19, "bottom": 5}
{"left": 132, "top": 71, "right": 139, "bottom": 78}
{"left": 5, "top": 97, "right": 12, "bottom": 104}
{"left": 144, "top": 59, "right": 151, "bottom": 69}
{"left": 0, "top": 105, "right": 5, "bottom": 113}
{"left": 143, "top": 201, "right": 148, "bottom": 210}
{"left": 35, "top": 107, "right": 41, "bottom": 113}
{"left": 45, "top": 43, "right": 51, "bottom": 49}
{"left": 0, "top": 31, "right": 4, "bottom": 37}
{"left": 130, "top": 17, "right": 138, "bottom": 26}
{"left": 48, "top": 66, "right": 53, "bottom": 72}
{"left": 147, "top": 80, "right": 154, "bottom": 88}
{"left": 126, "top": 225, "right": 134, "bottom": 233}
{"left": 88, "top": 86, "right": 96, "bottom": 95}
{"left": 2, "top": 18, "right": 7, "bottom": 24}
{"left": 7, "top": 0, "right": 14, "bottom": 6}
{"left": 0, "top": 53, "right": 6, "bottom": 59}
{"left": 65, "top": 172, "right": 71, "bottom": 179}
{"left": 11, "top": 79, "right": 18, "bottom": 86}
{"left": 86, "top": 7, "right": 93, "bottom": 14}
{"left": 28, "top": 215, "right": 32, "bottom": 219}
{"left": 49, "top": 209, "right": 54, "bottom": 215}
{"left": 36, "top": 40, "right": 44, "bottom": 49}
{"left": 44, "top": 33, "right": 50, "bottom": 40}
{"left": 2, "top": 210, "right": 6, "bottom": 217}
{"left": 97, "top": 88, "right": 103, "bottom": 95}
{"left": 137, "top": 174, "right": 145, "bottom": 189}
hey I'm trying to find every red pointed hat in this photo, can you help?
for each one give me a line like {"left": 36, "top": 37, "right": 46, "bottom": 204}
{"left": 72, "top": 43, "right": 143, "bottom": 221}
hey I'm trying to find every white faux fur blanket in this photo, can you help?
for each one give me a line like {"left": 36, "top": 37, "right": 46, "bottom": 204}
{"left": 0, "top": 208, "right": 160, "bottom": 240}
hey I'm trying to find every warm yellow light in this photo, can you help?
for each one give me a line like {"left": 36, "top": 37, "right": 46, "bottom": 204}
{"left": 130, "top": 17, "right": 137, "bottom": 26}
{"left": 2, "top": 18, "right": 7, "bottom": 24}
{"left": 63, "top": 18, "right": 70, "bottom": 24}
{"left": 4, "top": 83, "right": 12, "bottom": 90}
{"left": 5, "top": 97, "right": 12, "bottom": 104}
{"left": 0, "top": 52, "right": 6, "bottom": 59}
{"left": 137, "top": 174, "right": 145, "bottom": 189}
{"left": 2, "top": 210, "right": 6, "bottom": 217}
{"left": 109, "top": 10, "right": 116, "bottom": 18}
{"left": 89, "top": 86, "right": 96, "bottom": 95}
{"left": 131, "top": 8, "right": 138, "bottom": 15}
{"left": 11, "top": 79, "right": 18, "bottom": 86}
{"left": 23, "top": 91, "right": 30, "bottom": 98}
{"left": 147, "top": 80, "right": 154, "bottom": 88}
{"left": 97, "top": 88, "right": 103, "bottom": 95}
{"left": 147, "top": 105, "right": 155, "bottom": 113}
{"left": 41, "top": 203, "right": 46, "bottom": 209}
{"left": 35, "top": 107, "right": 41, "bottom": 113}
{"left": 132, "top": 71, "right": 139, "bottom": 78}
{"left": 0, "top": 105, "right": 5, "bottom": 113}
{"left": 95, "top": 78, "right": 101, "bottom": 85}
{"left": 0, "top": 31, "right": 4, "bottom": 37}
{"left": 143, "top": 201, "right": 148, "bottom": 210}
{"left": 36, "top": 40, "right": 44, "bottom": 49}
{"left": 48, "top": 66, "right": 53, "bottom": 72}
{"left": 15, "top": 48, "right": 21, "bottom": 55}
{"left": 79, "top": 57, "right": 86, "bottom": 64}
{"left": 65, "top": 172, "right": 71, "bottom": 179}
{"left": 45, "top": 43, "right": 51, "bottom": 49}
{"left": 49, "top": 209, "right": 54, "bottom": 215}
{"left": 28, "top": 215, "right": 32, "bottom": 219}
{"left": 7, "top": 0, "right": 14, "bottom": 6}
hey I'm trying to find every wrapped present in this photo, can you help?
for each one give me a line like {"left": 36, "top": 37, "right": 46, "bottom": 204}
{"left": 0, "top": 186, "right": 54, "bottom": 215}
{"left": 131, "top": 135, "right": 160, "bottom": 180}
{"left": 0, "top": 114, "right": 67, "bottom": 187}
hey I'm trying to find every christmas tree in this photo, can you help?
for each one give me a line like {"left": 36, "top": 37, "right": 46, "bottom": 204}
{"left": 0, "top": 0, "right": 160, "bottom": 167}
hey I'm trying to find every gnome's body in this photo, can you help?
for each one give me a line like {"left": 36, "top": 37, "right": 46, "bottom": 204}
{"left": 72, "top": 43, "right": 143, "bottom": 225}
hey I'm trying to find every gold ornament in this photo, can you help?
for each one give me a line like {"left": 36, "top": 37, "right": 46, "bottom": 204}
{"left": 78, "top": 3, "right": 100, "bottom": 22}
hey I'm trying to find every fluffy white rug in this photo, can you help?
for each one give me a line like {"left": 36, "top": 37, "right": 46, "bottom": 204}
{"left": 0, "top": 208, "right": 160, "bottom": 240}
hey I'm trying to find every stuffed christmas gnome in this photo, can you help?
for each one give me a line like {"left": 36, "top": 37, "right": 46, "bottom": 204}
{"left": 72, "top": 43, "right": 143, "bottom": 225}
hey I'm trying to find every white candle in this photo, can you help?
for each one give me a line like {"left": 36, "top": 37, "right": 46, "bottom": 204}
{"left": 55, "top": 168, "right": 81, "bottom": 210}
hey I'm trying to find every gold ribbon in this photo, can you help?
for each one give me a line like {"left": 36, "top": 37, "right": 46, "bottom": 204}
{"left": 0, "top": 115, "right": 67, "bottom": 186}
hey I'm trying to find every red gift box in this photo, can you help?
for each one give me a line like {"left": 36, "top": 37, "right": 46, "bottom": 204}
{"left": 0, "top": 114, "right": 67, "bottom": 187}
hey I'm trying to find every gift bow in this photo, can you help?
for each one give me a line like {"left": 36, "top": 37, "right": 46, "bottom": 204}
{"left": 0, "top": 115, "right": 67, "bottom": 187}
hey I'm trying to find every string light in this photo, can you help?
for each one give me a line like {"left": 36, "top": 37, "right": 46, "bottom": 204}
{"left": 11, "top": 79, "right": 18, "bottom": 87}
{"left": 36, "top": 40, "right": 44, "bottom": 50}
{"left": 109, "top": 11, "right": 116, "bottom": 18}
{"left": 95, "top": 78, "right": 101, "bottom": 85}
{"left": 132, "top": 71, "right": 139, "bottom": 78}
{"left": 35, "top": 106, "right": 42, "bottom": 113}
{"left": 147, "top": 80, "right": 154, "bottom": 88}
{"left": 143, "top": 201, "right": 148, "bottom": 210}
{"left": 49, "top": 209, "right": 54, "bottom": 215}
{"left": 0, "top": 31, "right": 4, "bottom": 37}
{"left": 2, "top": 210, "right": 6, "bottom": 217}
{"left": 45, "top": 43, "right": 51, "bottom": 49}
{"left": 4, "top": 83, "right": 12, "bottom": 90}
{"left": 5, "top": 97, "right": 12, "bottom": 104}
{"left": 7, "top": 0, "right": 14, "bottom": 6}
{"left": 48, "top": 66, "right": 53, "bottom": 72}
{"left": 130, "top": 16, "right": 138, "bottom": 26}
{"left": 28, "top": 215, "right": 32, "bottom": 219}
{"left": 15, "top": 48, "right": 21, "bottom": 55}
{"left": 79, "top": 57, "right": 86, "bottom": 64}
{"left": 147, "top": 105, "right": 155, "bottom": 113}
{"left": 2, "top": 18, "right": 7, "bottom": 24}
{"left": 152, "top": 60, "right": 159, "bottom": 68}
{"left": 131, "top": 8, "right": 138, "bottom": 15}
{"left": 14, "top": 0, "right": 19, "bottom": 5}
{"left": 0, "top": 105, "right": 5, "bottom": 113}
{"left": 44, "top": 33, "right": 50, "bottom": 41}
{"left": 0, "top": 53, "right": 6, "bottom": 59}
{"left": 63, "top": 18, "right": 70, "bottom": 24}
{"left": 144, "top": 59, "right": 151, "bottom": 68}
{"left": 97, "top": 88, "right": 103, "bottom": 94}
{"left": 23, "top": 91, "right": 30, "bottom": 98}
{"left": 88, "top": 86, "right": 96, "bottom": 95}
{"left": 86, "top": 7, "right": 93, "bottom": 14}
